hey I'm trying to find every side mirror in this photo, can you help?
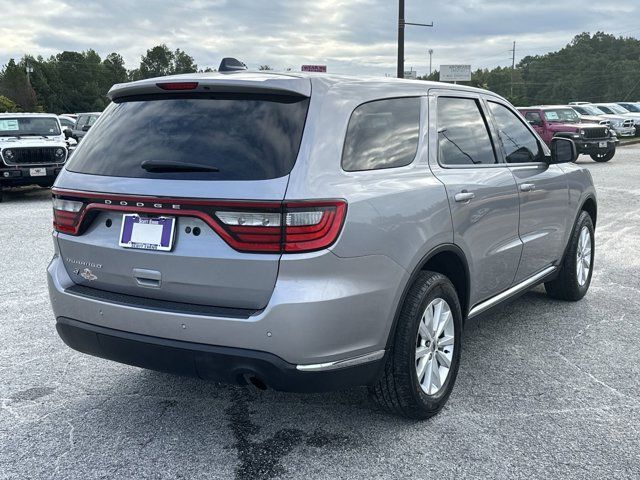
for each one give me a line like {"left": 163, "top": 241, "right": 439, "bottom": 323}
{"left": 63, "top": 128, "right": 71, "bottom": 139}
{"left": 527, "top": 119, "right": 541, "bottom": 127}
{"left": 81, "top": 125, "right": 91, "bottom": 132}
{"left": 550, "top": 137, "right": 577, "bottom": 164}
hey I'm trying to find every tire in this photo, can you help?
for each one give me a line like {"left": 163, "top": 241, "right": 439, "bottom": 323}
{"left": 590, "top": 148, "right": 615, "bottom": 162}
{"left": 545, "top": 211, "right": 595, "bottom": 301}
{"left": 370, "top": 271, "right": 463, "bottom": 419}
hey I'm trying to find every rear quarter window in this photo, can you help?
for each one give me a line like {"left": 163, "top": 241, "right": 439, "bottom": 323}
{"left": 66, "top": 93, "right": 310, "bottom": 181}
{"left": 341, "top": 97, "right": 420, "bottom": 172}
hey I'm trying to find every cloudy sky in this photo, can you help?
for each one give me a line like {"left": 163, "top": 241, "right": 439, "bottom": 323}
{"left": 2, "top": 0, "right": 639, "bottom": 76}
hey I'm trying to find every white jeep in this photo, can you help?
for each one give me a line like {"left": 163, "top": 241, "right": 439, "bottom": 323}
{"left": 0, "top": 113, "right": 69, "bottom": 201}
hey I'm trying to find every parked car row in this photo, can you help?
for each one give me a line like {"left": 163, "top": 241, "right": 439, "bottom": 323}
{"left": 516, "top": 101, "right": 640, "bottom": 162}
{"left": 570, "top": 102, "right": 640, "bottom": 137}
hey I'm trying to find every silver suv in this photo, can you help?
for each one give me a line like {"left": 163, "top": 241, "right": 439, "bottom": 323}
{"left": 47, "top": 71, "right": 597, "bottom": 419}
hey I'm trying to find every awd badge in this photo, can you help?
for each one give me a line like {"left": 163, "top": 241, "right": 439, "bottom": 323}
{"left": 74, "top": 268, "right": 98, "bottom": 281}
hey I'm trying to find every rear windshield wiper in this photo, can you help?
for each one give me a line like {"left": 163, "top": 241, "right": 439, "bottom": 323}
{"left": 140, "top": 160, "right": 220, "bottom": 173}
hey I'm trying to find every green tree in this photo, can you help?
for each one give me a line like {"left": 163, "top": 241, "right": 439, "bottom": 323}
{"left": 0, "top": 59, "right": 39, "bottom": 111}
{"left": 138, "top": 44, "right": 174, "bottom": 79}
{"left": 135, "top": 45, "right": 198, "bottom": 79}
{"left": 102, "top": 52, "right": 128, "bottom": 90}
{"left": 173, "top": 49, "right": 197, "bottom": 74}
{"left": 0, "top": 95, "right": 19, "bottom": 112}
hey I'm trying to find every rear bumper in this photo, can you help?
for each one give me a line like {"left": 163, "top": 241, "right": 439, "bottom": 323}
{"left": 1, "top": 165, "right": 63, "bottom": 186}
{"left": 56, "top": 317, "right": 384, "bottom": 392}
{"left": 48, "top": 244, "right": 406, "bottom": 370}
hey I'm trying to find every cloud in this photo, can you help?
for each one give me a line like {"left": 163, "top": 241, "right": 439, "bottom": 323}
{"left": 1, "top": 0, "right": 639, "bottom": 76}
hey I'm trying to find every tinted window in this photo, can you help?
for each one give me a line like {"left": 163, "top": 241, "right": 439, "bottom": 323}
{"left": 620, "top": 103, "right": 640, "bottom": 112}
{"left": 488, "top": 102, "right": 543, "bottom": 164}
{"left": 524, "top": 111, "right": 542, "bottom": 124}
{"left": 75, "top": 116, "right": 88, "bottom": 128}
{"left": 66, "top": 93, "right": 310, "bottom": 181}
{"left": 342, "top": 97, "right": 420, "bottom": 172}
{"left": 596, "top": 105, "right": 614, "bottom": 114}
{"left": 437, "top": 97, "right": 497, "bottom": 166}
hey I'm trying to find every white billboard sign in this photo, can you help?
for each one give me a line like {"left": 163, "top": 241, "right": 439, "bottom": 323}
{"left": 440, "top": 65, "right": 472, "bottom": 82}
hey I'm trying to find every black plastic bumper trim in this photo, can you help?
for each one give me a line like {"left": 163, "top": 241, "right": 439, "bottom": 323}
{"left": 55, "top": 317, "right": 384, "bottom": 393}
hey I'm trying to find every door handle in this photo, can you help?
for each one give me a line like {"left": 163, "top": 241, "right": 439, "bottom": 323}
{"left": 520, "top": 183, "right": 536, "bottom": 192}
{"left": 454, "top": 191, "right": 475, "bottom": 203}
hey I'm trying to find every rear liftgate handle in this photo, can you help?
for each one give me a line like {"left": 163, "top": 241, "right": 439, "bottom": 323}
{"left": 133, "top": 268, "right": 162, "bottom": 288}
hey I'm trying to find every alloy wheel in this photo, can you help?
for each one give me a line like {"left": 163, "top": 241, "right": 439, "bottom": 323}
{"left": 576, "top": 226, "right": 592, "bottom": 286}
{"left": 415, "top": 298, "right": 455, "bottom": 395}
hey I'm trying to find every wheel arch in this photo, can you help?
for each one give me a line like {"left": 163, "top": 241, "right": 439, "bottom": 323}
{"left": 558, "top": 194, "right": 598, "bottom": 267}
{"left": 581, "top": 195, "right": 597, "bottom": 227}
{"left": 553, "top": 132, "right": 577, "bottom": 140}
{"left": 384, "top": 244, "right": 470, "bottom": 350}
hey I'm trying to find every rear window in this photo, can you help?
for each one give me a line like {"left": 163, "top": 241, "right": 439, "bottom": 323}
{"left": 66, "top": 93, "right": 310, "bottom": 181}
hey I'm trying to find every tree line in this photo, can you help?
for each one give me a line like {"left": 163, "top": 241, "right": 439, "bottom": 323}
{"left": 0, "top": 44, "right": 199, "bottom": 113}
{"left": 2, "top": 32, "right": 639, "bottom": 113}
{"left": 419, "top": 32, "right": 640, "bottom": 106}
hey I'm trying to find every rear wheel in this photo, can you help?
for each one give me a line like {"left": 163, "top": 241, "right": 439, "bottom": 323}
{"left": 590, "top": 148, "right": 615, "bottom": 162}
{"left": 370, "top": 271, "right": 462, "bottom": 419}
{"left": 545, "top": 211, "right": 594, "bottom": 301}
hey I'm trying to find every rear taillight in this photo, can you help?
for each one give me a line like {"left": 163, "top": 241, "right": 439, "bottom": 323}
{"left": 213, "top": 201, "right": 347, "bottom": 253}
{"left": 51, "top": 189, "right": 347, "bottom": 254}
{"left": 283, "top": 202, "right": 347, "bottom": 252}
{"left": 52, "top": 198, "right": 84, "bottom": 235}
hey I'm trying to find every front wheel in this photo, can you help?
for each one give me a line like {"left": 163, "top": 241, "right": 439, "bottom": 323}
{"left": 545, "top": 211, "right": 595, "bottom": 301}
{"left": 370, "top": 271, "right": 462, "bottom": 419}
{"left": 590, "top": 148, "right": 615, "bottom": 162}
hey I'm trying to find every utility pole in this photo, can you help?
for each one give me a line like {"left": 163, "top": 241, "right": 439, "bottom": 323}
{"left": 397, "top": 0, "right": 433, "bottom": 78}
{"left": 428, "top": 49, "right": 434, "bottom": 76}
{"left": 25, "top": 63, "right": 34, "bottom": 84}
{"left": 510, "top": 41, "right": 516, "bottom": 98}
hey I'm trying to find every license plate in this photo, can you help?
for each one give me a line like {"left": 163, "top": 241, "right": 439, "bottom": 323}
{"left": 119, "top": 214, "right": 176, "bottom": 251}
{"left": 599, "top": 141, "right": 608, "bottom": 148}
{"left": 29, "top": 167, "right": 46, "bottom": 177}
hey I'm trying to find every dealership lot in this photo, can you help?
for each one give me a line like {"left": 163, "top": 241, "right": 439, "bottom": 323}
{"left": 1, "top": 148, "right": 639, "bottom": 479}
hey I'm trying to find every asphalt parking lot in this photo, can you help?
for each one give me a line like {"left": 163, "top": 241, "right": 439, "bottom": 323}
{"left": 1, "top": 147, "right": 639, "bottom": 480}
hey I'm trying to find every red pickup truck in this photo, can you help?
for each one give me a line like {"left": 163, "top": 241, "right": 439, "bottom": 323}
{"left": 518, "top": 106, "right": 617, "bottom": 162}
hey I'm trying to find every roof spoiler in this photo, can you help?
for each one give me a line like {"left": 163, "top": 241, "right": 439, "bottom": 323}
{"left": 219, "top": 58, "right": 247, "bottom": 72}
